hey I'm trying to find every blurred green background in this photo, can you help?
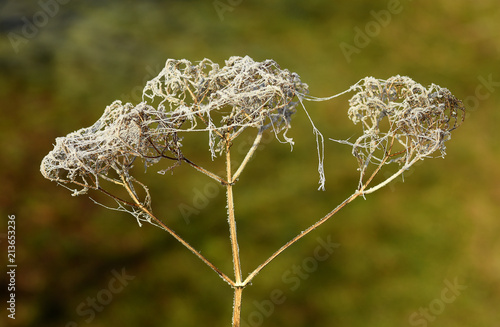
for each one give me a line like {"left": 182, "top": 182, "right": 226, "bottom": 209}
{"left": 1, "top": 0, "right": 499, "bottom": 326}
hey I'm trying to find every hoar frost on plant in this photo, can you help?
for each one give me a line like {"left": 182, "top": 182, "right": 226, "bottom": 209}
{"left": 41, "top": 56, "right": 465, "bottom": 221}
{"left": 143, "top": 55, "right": 309, "bottom": 154}
{"left": 332, "top": 75, "right": 465, "bottom": 193}
{"left": 40, "top": 56, "right": 315, "bottom": 204}
{"left": 40, "top": 55, "right": 466, "bottom": 327}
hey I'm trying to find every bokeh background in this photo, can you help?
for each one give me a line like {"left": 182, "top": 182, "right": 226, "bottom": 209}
{"left": 1, "top": 0, "right": 499, "bottom": 326}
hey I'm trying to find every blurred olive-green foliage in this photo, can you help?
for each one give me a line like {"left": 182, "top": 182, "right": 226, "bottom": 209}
{"left": 1, "top": 0, "right": 499, "bottom": 326}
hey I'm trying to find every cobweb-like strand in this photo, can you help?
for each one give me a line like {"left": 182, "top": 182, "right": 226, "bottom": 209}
{"left": 332, "top": 75, "right": 465, "bottom": 192}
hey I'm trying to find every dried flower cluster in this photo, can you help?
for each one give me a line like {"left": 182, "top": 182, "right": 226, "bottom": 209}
{"left": 143, "top": 55, "right": 308, "bottom": 156}
{"left": 40, "top": 101, "right": 181, "bottom": 194}
{"left": 40, "top": 56, "right": 309, "bottom": 222}
{"left": 336, "top": 76, "right": 465, "bottom": 191}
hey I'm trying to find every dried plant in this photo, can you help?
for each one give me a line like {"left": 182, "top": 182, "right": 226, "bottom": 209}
{"left": 41, "top": 56, "right": 465, "bottom": 326}
{"left": 332, "top": 75, "right": 465, "bottom": 193}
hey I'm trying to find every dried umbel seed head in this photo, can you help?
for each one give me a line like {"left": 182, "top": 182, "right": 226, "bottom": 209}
{"left": 143, "top": 55, "right": 309, "bottom": 156}
{"left": 346, "top": 75, "right": 465, "bottom": 174}
{"left": 40, "top": 101, "right": 184, "bottom": 195}
{"left": 41, "top": 56, "right": 309, "bottom": 196}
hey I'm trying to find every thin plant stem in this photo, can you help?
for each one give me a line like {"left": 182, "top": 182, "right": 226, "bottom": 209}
{"left": 362, "top": 144, "right": 439, "bottom": 195}
{"left": 225, "top": 138, "right": 244, "bottom": 327}
{"left": 232, "top": 286, "right": 243, "bottom": 327}
{"left": 225, "top": 142, "right": 243, "bottom": 284}
{"left": 182, "top": 156, "right": 229, "bottom": 185}
{"left": 232, "top": 129, "right": 263, "bottom": 182}
{"left": 243, "top": 192, "right": 359, "bottom": 285}
{"left": 118, "top": 174, "right": 235, "bottom": 286}
{"left": 243, "top": 151, "right": 392, "bottom": 285}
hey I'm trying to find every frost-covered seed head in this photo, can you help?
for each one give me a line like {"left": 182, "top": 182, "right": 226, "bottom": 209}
{"left": 346, "top": 75, "right": 465, "bottom": 170}
{"left": 41, "top": 56, "right": 309, "bottom": 195}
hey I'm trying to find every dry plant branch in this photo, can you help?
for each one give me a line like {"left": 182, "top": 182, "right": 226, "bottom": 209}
{"left": 226, "top": 143, "right": 242, "bottom": 284}
{"left": 41, "top": 56, "right": 465, "bottom": 327}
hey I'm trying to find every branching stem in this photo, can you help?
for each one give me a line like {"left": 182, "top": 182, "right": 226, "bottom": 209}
{"left": 233, "top": 129, "right": 263, "bottom": 182}
{"left": 182, "top": 156, "right": 229, "bottom": 185}
{"left": 118, "top": 174, "right": 234, "bottom": 286}
{"left": 243, "top": 148, "right": 393, "bottom": 285}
